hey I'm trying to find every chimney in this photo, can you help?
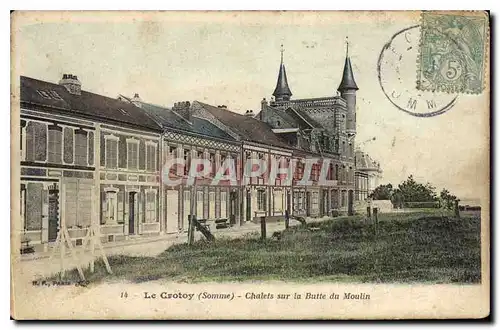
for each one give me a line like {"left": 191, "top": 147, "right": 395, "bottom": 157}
{"left": 58, "top": 73, "right": 82, "bottom": 95}
{"left": 244, "top": 110, "right": 254, "bottom": 117}
{"left": 132, "top": 93, "right": 142, "bottom": 107}
{"left": 172, "top": 101, "right": 192, "bottom": 121}
{"left": 261, "top": 97, "right": 268, "bottom": 110}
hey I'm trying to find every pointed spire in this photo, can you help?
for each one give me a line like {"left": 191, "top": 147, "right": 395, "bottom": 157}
{"left": 338, "top": 36, "right": 359, "bottom": 91}
{"left": 273, "top": 44, "right": 292, "bottom": 102}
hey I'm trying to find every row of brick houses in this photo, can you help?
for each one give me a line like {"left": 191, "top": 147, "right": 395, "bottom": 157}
{"left": 18, "top": 51, "right": 382, "bottom": 252}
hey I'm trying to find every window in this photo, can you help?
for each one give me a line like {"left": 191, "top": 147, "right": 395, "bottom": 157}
{"left": 102, "top": 191, "right": 117, "bottom": 224}
{"left": 295, "top": 160, "right": 304, "bottom": 181}
{"left": 74, "top": 130, "right": 88, "bottom": 166}
{"left": 145, "top": 189, "right": 157, "bottom": 223}
{"left": 25, "top": 121, "right": 47, "bottom": 162}
{"left": 47, "top": 125, "right": 62, "bottom": 164}
{"left": 37, "top": 90, "right": 51, "bottom": 99}
{"left": 36, "top": 90, "right": 63, "bottom": 100}
{"left": 335, "top": 164, "right": 339, "bottom": 180}
{"left": 311, "top": 162, "right": 319, "bottom": 181}
{"left": 183, "top": 148, "right": 190, "bottom": 175}
{"left": 342, "top": 141, "right": 346, "bottom": 155}
{"left": 63, "top": 127, "right": 73, "bottom": 163}
{"left": 312, "top": 192, "right": 319, "bottom": 210}
{"left": 127, "top": 138, "right": 139, "bottom": 170}
{"left": 209, "top": 153, "right": 216, "bottom": 176}
{"left": 257, "top": 189, "right": 267, "bottom": 211}
{"left": 298, "top": 192, "right": 304, "bottom": 211}
{"left": 105, "top": 135, "right": 118, "bottom": 169}
{"left": 146, "top": 142, "right": 157, "bottom": 172}
{"left": 66, "top": 179, "right": 92, "bottom": 228}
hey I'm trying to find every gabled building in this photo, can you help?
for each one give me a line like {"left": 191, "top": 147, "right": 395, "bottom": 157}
{"left": 121, "top": 96, "right": 243, "bottom": 232}
{"left": 354, "top": 149, "right": 382, "bottom": 201}
{"left": 19, "top": 74, "right": 163, "bottom": 251}
{"left": 191, "top": 101, "right": 295, "bottom": 222}
{"left": 256, "top": 45, "right": 358, "bottom": 215}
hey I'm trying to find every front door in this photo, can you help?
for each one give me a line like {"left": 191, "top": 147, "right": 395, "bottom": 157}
{"left": 245, "top": 189, "right": 251, "bottom": 222}
{"left": 128, "top": 192, "right": 136, "bottom": 235}
{"left": 48, "top": 189, "right": 59, "bottom": 242}
{"left": 306, "top": 192, "right": 311, "bottom": 216}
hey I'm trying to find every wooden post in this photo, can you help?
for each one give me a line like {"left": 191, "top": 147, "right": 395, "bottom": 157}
{"left": 260, "top": 216, "right": 266, "bottom": 240}
{"left": 454, "top": 200, "right": 460, "bottom": 218}
{"left": 188, "top": 215, "right": 195, "bottom": 245}
{"left": 366, "top": 206, "right": 371, "bottom": 218}
{"left": 284, "top": 209, "right": 289, "bottom": 229}
{"left": 373, "top": 206, "right": 379, "bottom": 281}
{"left": 188, "top": 175, "right": 197, "bottom": 245}
{"left": 348, "top": 190, "right": 354, "bottom": 216}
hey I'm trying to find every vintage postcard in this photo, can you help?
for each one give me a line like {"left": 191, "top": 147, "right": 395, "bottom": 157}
{"left": 10, "top": 11, "right": 490, "bottom": 320}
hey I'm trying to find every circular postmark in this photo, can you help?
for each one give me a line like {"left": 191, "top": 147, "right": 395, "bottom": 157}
{"left": 378, "top": 25, "right": 459, "bottom": 117}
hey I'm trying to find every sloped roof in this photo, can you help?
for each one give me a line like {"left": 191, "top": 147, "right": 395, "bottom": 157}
{"left": 195, "top": 101, "right": 291, "bottom": 149}
{"left": 355, "top": 150, "right": 380, "bottom": 170}
{"left": 285, "top": 107, "right": 323, "bottom": 129}
{"left": 20, "top": 76, "right": 162, "bottom": 131}
{"left": 260, "top": 104, "right": 299, "bottom": 129}
{"left": 273, "top": 63, "right": 293, "bottom": 99}
{"left": 338, "top": 57, "right": 359, "bottom": 91}
{"left": 137, "top": 101, "right": 235, "bottom": 141}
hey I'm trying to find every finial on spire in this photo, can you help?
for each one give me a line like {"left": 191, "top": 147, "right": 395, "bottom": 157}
{"left": 273, "top": 43, "right": 292, "bottom": 101}
{"left": 345, "top": 36, "right": 349, "bottom": 57}
{"left": 338, "top": 36, "right": 358, "bottom": 91}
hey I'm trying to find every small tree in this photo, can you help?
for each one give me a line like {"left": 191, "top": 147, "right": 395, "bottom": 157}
{"left": 398, "top": 175, "right": 437, "bottom": 203}
{"left": 391, "top": 188, "right": 405, "bottom": 209}
{"left": 440, "top": 188, "right": 457, "bottom": 210}
{"left": 369, "top": 184, "right": 393, "bottom": 200}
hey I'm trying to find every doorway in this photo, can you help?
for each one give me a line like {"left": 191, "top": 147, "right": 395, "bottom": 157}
{"left": 306, "top": 191, "right": 311, "bottom": 216}
{"left": 128, "top": 192, "right": 137, "bottom": 235}
{"left": 245, "top": 189, "right": 251, "bottom": 222}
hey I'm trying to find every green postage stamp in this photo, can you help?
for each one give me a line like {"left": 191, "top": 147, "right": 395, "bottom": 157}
{"left": 417, "top": 11, "right": 489, "bottom": 94}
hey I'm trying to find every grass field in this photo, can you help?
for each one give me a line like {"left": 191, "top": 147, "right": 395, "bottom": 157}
{"left": 50, "top": 209, "right": 481, "bottom": 284}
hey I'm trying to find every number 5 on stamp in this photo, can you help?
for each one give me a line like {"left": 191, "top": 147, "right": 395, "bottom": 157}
{"left": 417, "top": 11, "right": 489, "bottom": 94}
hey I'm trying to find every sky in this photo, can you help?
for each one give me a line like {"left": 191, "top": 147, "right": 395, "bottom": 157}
{"left": 12, "top": 11, "right": 489, "bottom": 200}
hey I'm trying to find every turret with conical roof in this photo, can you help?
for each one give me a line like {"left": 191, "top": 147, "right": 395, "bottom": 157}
{"left": 272, "top": 45, "right": 292, "bottom": 102}
{"left": 338, "top": 37, "right": 358, "bottom": 135}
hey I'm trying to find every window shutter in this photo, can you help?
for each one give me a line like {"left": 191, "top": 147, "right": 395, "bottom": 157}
{"left": 117, "top": 191, "right": 124, "bottom": 224}
{"left": 88, "top": 132, "right": 94, "bottom": 166}
{"left": 101, "top": 191, "right": 107, "bottom": 225}
{"left": 25, "top": 122, "right": 34, "bottom": 161}
{"left": 139, "top": 192, "right": 144, "bottom": 224}
{"left": 63, "top": 127, "right": 74, "bottom": 164}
